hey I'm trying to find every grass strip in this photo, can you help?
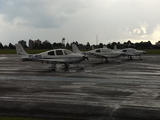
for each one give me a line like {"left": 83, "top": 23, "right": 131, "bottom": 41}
{"left": 0, "top": 49, "right": 159, "bottom": 54}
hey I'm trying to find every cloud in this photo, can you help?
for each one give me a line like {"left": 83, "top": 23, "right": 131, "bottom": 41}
{"left": 0, "top": 0, "right": 160, "bottom": 45}
{"left": 83, "top": 0, "right": 160, "bottom": 43}
{"left": 0, "top": 0, "right": 86, "bottom": 29}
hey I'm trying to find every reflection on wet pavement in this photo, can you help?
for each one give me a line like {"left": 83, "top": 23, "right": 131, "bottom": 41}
{"left": 0, "top": 54, "right": 160, "bottom": 119}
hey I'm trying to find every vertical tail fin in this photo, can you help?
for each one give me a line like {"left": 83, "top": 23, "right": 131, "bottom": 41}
{"left": 15, "top": 44, "right": 28, "bottom": 56}
{"left": 71, "top": 44, "right": 82, "bottom": 54}
{"left": 103, "top": 46, "right": 107, "bottom": 48}
{"left": 114, "top": 45, "right": 117, "bottom": 50}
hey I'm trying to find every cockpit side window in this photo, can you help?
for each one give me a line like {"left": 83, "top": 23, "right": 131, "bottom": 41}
{"left": 64, "top": 50, "right": 72, "bottom": 55}
{"left": 48, "top": 51, "right": 55, "bottom": 55}
{"left": 95, "top": 49, "right": 101, "bottom": 53}
{"left": 122, "top": 49, "right": 127, "bottom": 52}
{"left": 132, "top": 49, "right": 136, "bottom": 51}
{"left": 56, "top": 50, "right": 63, "bottom": 55}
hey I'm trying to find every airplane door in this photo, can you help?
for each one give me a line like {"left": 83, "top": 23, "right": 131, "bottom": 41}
{"left": 55, "top": 50, "right": 64, "bottom": 56}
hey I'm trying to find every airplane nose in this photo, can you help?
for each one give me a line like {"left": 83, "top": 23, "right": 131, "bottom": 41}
{"left": 83, "top": 55, "right": 89, "bottom": 61}
{"left": 115, "top": 51, "right": 122, "bottom": 56}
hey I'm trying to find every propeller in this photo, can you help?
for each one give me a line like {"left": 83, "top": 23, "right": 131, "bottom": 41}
{"left": 83, "top": 54, "right": 89, "bottom": 61}
{"left": 143, "top": 51, "right": 146, "bottom": 54}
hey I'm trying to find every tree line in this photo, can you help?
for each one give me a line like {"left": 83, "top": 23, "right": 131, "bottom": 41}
{"left": 0, "top": 40, "right": 157, "bottom": 50}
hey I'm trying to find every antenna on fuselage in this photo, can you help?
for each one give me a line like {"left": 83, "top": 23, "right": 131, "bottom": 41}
{"left": 96, "top": 35, "right": 98, "bottom": 45}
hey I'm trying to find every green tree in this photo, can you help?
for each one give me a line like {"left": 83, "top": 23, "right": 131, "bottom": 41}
{"left": 86, "top": 42, "right": 90, "bottom": 50}
{"left": 52, "top": 42, "right": 57, "bottom": 49}
{"left": 66, "top": 43, "right": 70, "bottom": 49}
{"left": 9, "top": 43, "right": 15, "bottom": 49}
{"left": 99, "top": 43, "right": 103, "bottom": 48}
{"left": 0, "top": 42, "right": 3, "bottom": 49}
{"left": 43, "top": 40, "right": 52, "bottom": 49}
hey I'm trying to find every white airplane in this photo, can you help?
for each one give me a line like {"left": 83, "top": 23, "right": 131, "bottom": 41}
{"left": 121, "top": 48, "right": 146, "bottom": 60}
{"left": 114, "top": 45, "right": 146, "bottom": 60}
{"left": 15, "top": 44, "right": 86, "bottom": 70}
{"left": 72, "top": 44, "right": 122, "bottom": 62}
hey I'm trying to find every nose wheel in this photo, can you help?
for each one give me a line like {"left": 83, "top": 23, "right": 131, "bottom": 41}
{"left": 128, "top": 56, "right": 133, "bottom": 60}
{"left": 64, "top": 63, "right": 69, "bottom": 69}
{"left": 139, "top": 55, "right": 142, "bottom": 60}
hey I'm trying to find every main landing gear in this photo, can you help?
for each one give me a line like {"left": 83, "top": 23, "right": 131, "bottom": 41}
{"left": 128, "top": 55, "right": 133, "bottom": 60}
{"left": 49, "top": 63, "right": 70, "bottom": 71}
{"left": 128, "top": 55, "right": 142, "bottom": 60}
{"left": 64, "top": 63, "right": 69, "bottom": 69}
{"left": 49, "top": 63, "right": 56, "bottom": 71}
{"left": 105, "top": 58, "right": 109, "bottom": 63}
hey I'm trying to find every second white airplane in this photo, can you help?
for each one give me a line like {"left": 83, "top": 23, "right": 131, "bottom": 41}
{"left": 72, "top": 44, "right": 122, "bottom": 62}
{"left": 114, "top": 45, "right": 146, "bottom": 60}
{"left": 15, "top": 44, "right": 86, "bottom": 70}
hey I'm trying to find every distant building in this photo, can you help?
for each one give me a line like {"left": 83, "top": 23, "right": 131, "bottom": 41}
{"left": 18, "top": 40, "right": 26, "bottom": 48}
{"left": 35, "top": 39, "right": 41, "bottom": 46}
{"left": 29, "top": 39, "right": 42, "bottom": 49}
{"left": 29, "top": 39, "right": 34, "bottom": 49}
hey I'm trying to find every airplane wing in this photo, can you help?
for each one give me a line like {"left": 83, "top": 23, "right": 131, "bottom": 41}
{"left": 122, "top": 53, "right": 132, "bottom": 56}
{"left": 87, "top": 52, "right": 108, "bottom": 58}
{"left": 38, "top": 58, "right": 69, "bottom": 63}
{"left": 87, "top": 51, "right": 121, "bottom": 58}
{"left": 122, "top": 53, "right": 135, "bottom": 56}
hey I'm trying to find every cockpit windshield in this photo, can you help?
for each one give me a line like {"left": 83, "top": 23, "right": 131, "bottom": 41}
{"left": 48, "top": 51, "right": 55, "bottom": 55}
{"left": 64, "top": 50, "right": 72, "bottom": 55}
{"left": 95, "top": 49, "right": 101, "bottom": 53}
{"left": 122, "top": 49, "right": 127, "bottom": 52}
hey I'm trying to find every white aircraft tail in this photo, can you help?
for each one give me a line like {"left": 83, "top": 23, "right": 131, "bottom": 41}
{"left": 92, "top": 46, "right": 94, "bottom": 50}
{"left": 15, "top": 44, "right": 28, "bottom": 56}
{"left": 114, "top": 45, "right": 117, "bottom": 50}
{"left": 72, "top": 44, "right": 82, "bottom": 54}
{"left": 103, "top": 46, "right": 107, "bottom": 48}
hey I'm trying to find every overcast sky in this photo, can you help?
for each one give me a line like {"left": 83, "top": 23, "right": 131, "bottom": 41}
{"left": 0, "top": 0, "right": 160, "bottom": 45}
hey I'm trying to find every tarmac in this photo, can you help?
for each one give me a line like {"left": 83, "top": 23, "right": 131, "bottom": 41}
{"left": 0, "top": 54, "right": 160, "bottom": 120}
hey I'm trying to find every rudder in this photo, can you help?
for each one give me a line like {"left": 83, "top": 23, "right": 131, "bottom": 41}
{"left": 71, "top": 44, "right": 82, "bottom": 54}
{"left": 15, "top": 44, "right": 28, "bottom": 56}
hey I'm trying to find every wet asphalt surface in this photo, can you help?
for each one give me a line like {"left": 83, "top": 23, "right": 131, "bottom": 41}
{"left": 0, "top": 54, "right": 160, "bottom": 120}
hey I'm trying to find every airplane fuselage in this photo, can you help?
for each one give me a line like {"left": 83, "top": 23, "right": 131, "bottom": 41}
{"left": 20, "top": 49, "right": 85, "bottom": 64}
{"left": 121, "top": 48, "right": 146, "bottom": 56}
{"left": 87, "top": 48, "right": 122, "bottom": 58}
